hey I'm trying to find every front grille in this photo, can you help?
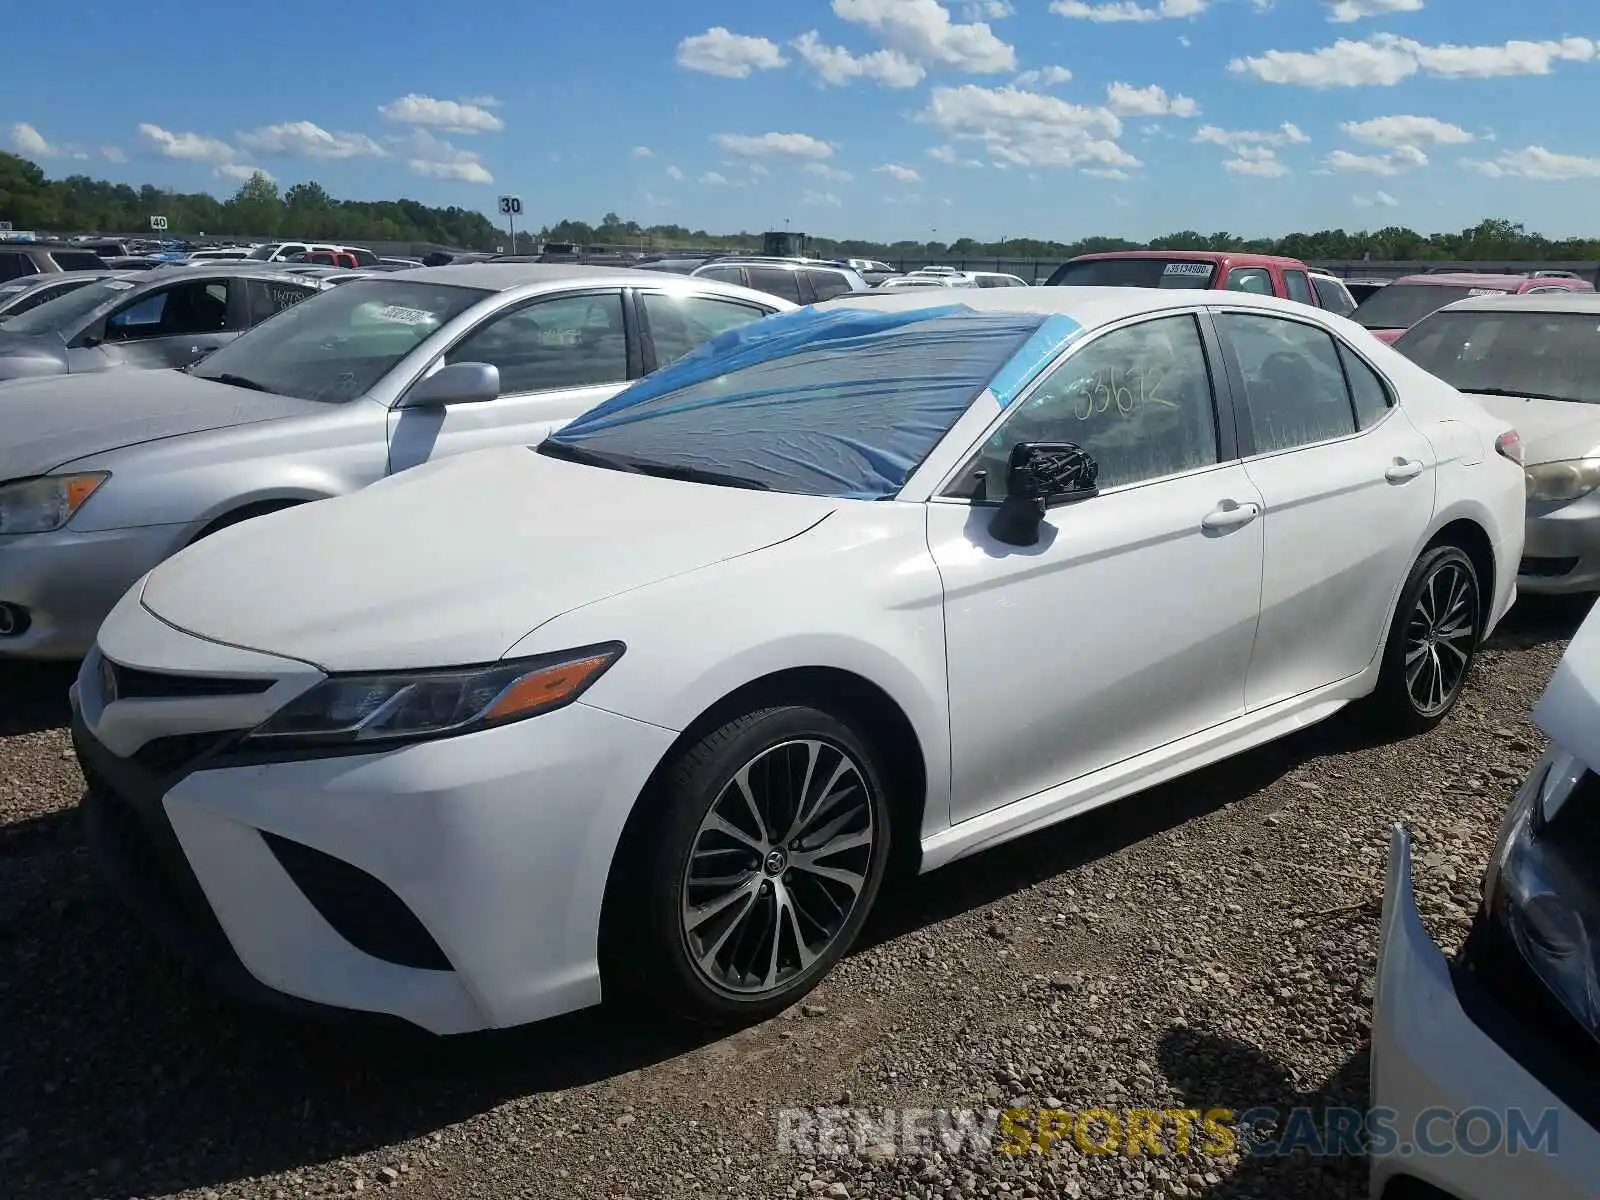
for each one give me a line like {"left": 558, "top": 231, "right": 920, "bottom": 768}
{"left": 1519, "top": 555, "right": 1579, "bottom": 577}
{"left": 108, "top": 662, "right": 274, "bottom": 700}
{"left": 131, "top": 730, "right": 247, "bottom": 776}
{"left": 262, "top": 833, "right": 452, "bottom": 971}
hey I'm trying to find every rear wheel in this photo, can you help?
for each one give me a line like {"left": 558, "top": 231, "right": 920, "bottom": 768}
{"left": 1364, "top": 544, "right": 1481, "bottom": 734}
{"left": 605, "top": 705, "right": 892, "bottom": 1025}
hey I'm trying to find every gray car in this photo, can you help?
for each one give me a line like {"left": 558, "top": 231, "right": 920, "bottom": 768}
{"left": 0, "top": 263, "right": 790, "bottom": 658}
{"left": 0, "top": 266, "right": 333, "bottom": 381}
{"left": 0, "top": 271, "right": 118, "bottom": 321}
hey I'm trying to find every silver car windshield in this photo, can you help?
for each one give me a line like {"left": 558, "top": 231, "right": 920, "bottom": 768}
{"left": 188, "top": 279, "right": 492, "bottom": 402}
{"left": 1396, "top": 311, "right": 1600, "bottom": 405}
{"left": 0, "top": 278, "right": 139, "bottom": 336}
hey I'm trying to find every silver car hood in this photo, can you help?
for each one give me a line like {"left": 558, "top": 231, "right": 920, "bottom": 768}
{"left": 0, "top": 370, "right": 324, "bottom": 480}
{"left": 1467, "top": 393, "right": 1600, "bottom": 466}
{"left": 1536, "top": 606, "right": 1600, "bottom": 771}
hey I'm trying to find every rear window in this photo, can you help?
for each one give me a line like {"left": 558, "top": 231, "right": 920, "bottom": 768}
{"left": 1352, "top": 283, "right": 1504, "bottom": 331}
{"left": 745, "top": 267, "right": 805, "bottom": 305}
{"left": 1046, "top": 258, "right": 1216, "bottom": 289}
{"left": 47, "top": 250, "right": 108, "bottom": 272}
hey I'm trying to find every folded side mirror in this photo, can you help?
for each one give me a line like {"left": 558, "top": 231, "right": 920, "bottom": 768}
{"left": 398, "top": 360, "right": 501, "bottom": 408}
{"left": 988, "top": 441, "right": 1100, "bottom": 547}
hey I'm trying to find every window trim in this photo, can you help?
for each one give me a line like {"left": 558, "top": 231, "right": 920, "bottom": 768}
{"left": 1209, "top": 305, "right": 1393, "bottom": 460}
{"left": 926, "top": 308, "right": 1241, "bottom": 506}
{"left": 632, "top": 287, "right": 775, "bottom": 374}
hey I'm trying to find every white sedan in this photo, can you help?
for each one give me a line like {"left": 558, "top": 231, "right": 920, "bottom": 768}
{"left": 71, "top": 287, "right": 1525, "bottom": 1033}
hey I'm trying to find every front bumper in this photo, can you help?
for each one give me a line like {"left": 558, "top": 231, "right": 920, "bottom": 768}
{"left": 74, "top": 593, "right": 677, "bottom": 1034}
{"left": 1369, "top": 825, "right": 1600, "bottom": 1199}
{"left": 1517, "top": 495, "right": 1600, "bottom": 595}
{"left": 0, "top": 522, "right": 190, "bottom": 659}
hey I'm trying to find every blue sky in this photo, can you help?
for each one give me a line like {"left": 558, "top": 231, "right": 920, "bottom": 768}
{"left": 5, "top": 0, "right": 1600, "bottom": 242}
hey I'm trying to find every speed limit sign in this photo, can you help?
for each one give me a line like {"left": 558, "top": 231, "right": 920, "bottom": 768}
{"left": 497, "top": 195, "right": 522, "bottom": 216}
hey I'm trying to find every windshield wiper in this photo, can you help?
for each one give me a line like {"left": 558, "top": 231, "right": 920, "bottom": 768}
{"left": 1459, "top": 387, "right": 1578, "bottom": 403}
{"left": 200, "top": 372, "right": 273, "bottom": 393}
{"left": 537, "top": 440, "right": 769, "bottom": 489}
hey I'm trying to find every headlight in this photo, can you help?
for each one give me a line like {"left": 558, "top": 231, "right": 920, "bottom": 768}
{"left": 1525, "top": 459, "right": 1600, "bottom": 503}
{"left": 0, "top": 473, "right": 110, "bottom": 534}
{"left": 245, "top": 642, "right": 625, "bottom": 749}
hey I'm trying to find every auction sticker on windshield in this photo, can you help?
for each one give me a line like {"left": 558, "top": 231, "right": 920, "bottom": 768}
{"left": 1467, "top": 289, "right": 1507, "bottom": 297}
{"left": 376, "top": 305, "right": 436, "bottom": 325}
{"left": 1162, "top": 263, "right": 1211, "bottom": 277}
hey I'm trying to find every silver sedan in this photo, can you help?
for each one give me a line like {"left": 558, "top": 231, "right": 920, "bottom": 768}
{"left": 0, "top": 264, "right": 790, "bottom": 658}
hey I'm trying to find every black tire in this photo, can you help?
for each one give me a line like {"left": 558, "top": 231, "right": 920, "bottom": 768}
{"left": 1363, "top": 543, "right": 1481, "bottom": 735}
{"left": 604, "top": 705, "right": 893, "bottom": 1026}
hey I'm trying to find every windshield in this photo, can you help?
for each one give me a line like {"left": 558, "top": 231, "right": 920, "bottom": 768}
{"left": 1046, "top": 257, "right": 1217, "bottom": 289}
{"left": 246, "top": 245, "right": 279, "bottom": 260}
{"left": 1352, "top": 283, "right": 1504, "bottom": 330}
{"left": 189, "top": 279, "right": 491, "bottom": 401}
{"left": 1396, "top": 311, "right": 1600, "bottom": 405}
{"left": 542, "top": 305, "right": 1055, "bottom": 499}
{"left": 0, "top": 277, "right": 138, "bottom": 335}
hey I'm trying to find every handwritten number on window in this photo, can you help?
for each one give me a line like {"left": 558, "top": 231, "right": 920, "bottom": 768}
{"left": 1072, "top": 364, "right": 1170, "bottom": 420}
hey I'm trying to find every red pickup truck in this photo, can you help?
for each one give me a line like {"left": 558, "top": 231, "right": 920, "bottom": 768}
{"left": 1045, "top": 250, "right": 1335, "bottom": 309}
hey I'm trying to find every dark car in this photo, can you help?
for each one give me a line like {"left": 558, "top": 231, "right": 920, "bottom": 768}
{"left": 99, "top": 256, "right": 168, "bottom": 272}
{"left": 0, "top": 266, "right": 333, "bottom": 382}
{"left": 633, "top": 256, "right": 710, "bottom": 275}
{"left": 689, "top": 258, "right": 871, "bottom": 304}
{"left": 0, "top": 271, "right": 117, "bottom": 321}
{"left": 0, "top": 240, "right": 112, "bottom": 282}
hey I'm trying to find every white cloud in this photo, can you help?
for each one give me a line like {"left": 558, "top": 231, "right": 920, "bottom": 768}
{"left": 666, "top": 164, "right": 685, "bottom": 180}
{"left": 927, "top": 144, "right": 959, "bottom": 162}
{"left": 1230, "top": 34, "right": 1597, "bottom": 87}
{"left": 10, "top": 122, "right": 58, "bottom": 157}
{"left": 1083, "top": 167, "right": 1131, "bottom": 179}
{"left": 137, "top": 123, "right": 236, "bottom": 163}
{"left": 1050, "top": 0, "right": 1206, "bottom": 22}
{"left": 713, "top": 131, "right": 835, "bottom": 159}
{"left": 1328, "top": 0, "right": 1422, "bottom": 21}
{"left": 377, "top": 94, "right": 504, "bottom": 134}
{"left": 962, "top": 0, "right": 1014, "bottom": 16}
{"left": 1341, "top": 114, "right": 1472, "bottom": 147}
{"left": 101, "top": 146, "right": 126, "bottom": 163}
{"left": 701, "top": 170, "right": 731, "bottom": 185}
{"left": 803, "top": 190, "right": 844, "bottom": 206}
{"left": 833, "top": 0, "right": 1017, "bottom": 73}
{"left": 393, "top": 129, "right": 492, "bottom": 183}
{"left": 1464, "top": 146, "right": 1600, "bottom": 181}
{"left": 876, "top": 162, "right": 923, "bottom": 182}
{"left": 1013, "top": 65, "right": 1074, "bottom": 87}
{"left": 1225, "top": 152, "right": 1290, "bottom": 177}
{"left": 1324, "top": 144, "right": 1428, "bottom": 174}
{"left": 806, "top": 162, "right": 855, "bottom": 180}
{"left": 1193, "top": 121, "right": 1309, "bottom": 149}
{"left": 1105, "top": 81, "right": 1199, "bottom": 116}
{"left": 918, "top": 84, "right": 1137, "bottom": 170}
{"left": 633, "top": 145, "right": 654, "bottom": 157}
{"left": 217, "top": 163, "right": 274, "bottom": 183}
{"left": 792, "top": 31, "right": 926, "bottom": 87}
{"left": 676, "top": 27, "right": 788, "bottom": 77}
{"left": 238, "top": 122, "right": 385, "bottom": 160}
{"left": 1353, "top": 189, "right": 1400, "bottom": 206}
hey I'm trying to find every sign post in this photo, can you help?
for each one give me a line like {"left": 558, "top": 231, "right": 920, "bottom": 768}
{"left": 497, "top": 195, "right": 522, "bottom": 254}
{"left": 150, "top": 215, "right": 168, "bottom": 233}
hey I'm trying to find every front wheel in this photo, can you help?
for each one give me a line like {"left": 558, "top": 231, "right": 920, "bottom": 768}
{"left": 1364, "top": 544, "right": 1481, "bottom": 735}
{"left": 605, "top": 705, "right": 892, "bottom": 1025}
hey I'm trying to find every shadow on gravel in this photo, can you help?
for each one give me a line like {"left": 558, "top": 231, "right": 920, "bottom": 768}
{"left": 1486, "top": 594, "right": 1593, "bottom": 652}
{"left": 1158, "top": 1026, "right": 1371, "bottom": 1199}
{"left": 0, "top": 660, "right": 78, "bottom": 736}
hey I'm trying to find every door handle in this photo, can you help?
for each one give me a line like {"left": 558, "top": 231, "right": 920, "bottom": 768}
{"left": 1384, "top": 458, "right": 1425, "bottom": 483}
{"left": 1201, "top": 500, "right": 1262, "bottom": 532}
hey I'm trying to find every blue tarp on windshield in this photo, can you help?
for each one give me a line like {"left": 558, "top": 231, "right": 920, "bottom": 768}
{"left": 548, "top": 303, "right": 1078, "bottom": 499}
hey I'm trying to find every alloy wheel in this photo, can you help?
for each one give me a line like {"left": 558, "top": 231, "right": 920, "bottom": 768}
{"left": 679, "top": 738, "right": 876, "bottom": 996}
{"left": 1404, "top": 559, "right": 1479, "bottom": 716}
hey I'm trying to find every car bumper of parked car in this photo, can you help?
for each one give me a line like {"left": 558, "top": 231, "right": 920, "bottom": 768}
{"left": 1517, "top": 497, "right": 1600, "bottom": 595}
{"left": 1369, "top": 825, "right": 1600, "bottom": 1200}
{"left": 0, "top": 524, "right": 190, "bottom": 659}
{"left": 70, "top": 615, "right": 677, "bottom": 1036}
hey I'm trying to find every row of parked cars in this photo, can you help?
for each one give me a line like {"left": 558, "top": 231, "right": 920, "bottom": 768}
{"left": 2, "top": 243, "right": 1598, "bottom": 1198}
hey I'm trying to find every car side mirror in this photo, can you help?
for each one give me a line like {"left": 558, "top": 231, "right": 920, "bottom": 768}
{"left": 988, "top": 441, "right": 1099, "bottom": 547}
{"left": 399, "top": 361, "right": 501, "bottom": 408}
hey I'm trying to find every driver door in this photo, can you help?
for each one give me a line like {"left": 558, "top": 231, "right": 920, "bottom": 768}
{"left": 386, "top": 288, "right": 637, "bottom": 474}
{"left": 81, "top": 278, "right": 241, "bottom": 370}
{"left": 927, "top": 312, "right": 1266, "bottom": 824}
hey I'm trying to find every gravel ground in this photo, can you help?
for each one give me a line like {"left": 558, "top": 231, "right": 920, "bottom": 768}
{"left": 0, "top": 598, "right": 1588, "bottom": 1200}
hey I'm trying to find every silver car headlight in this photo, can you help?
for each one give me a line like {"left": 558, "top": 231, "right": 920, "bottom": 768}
{"left": 1525, "top": 459, "right": 1600, "bottom": 504}
{"left": 244, "top": 643, "right": 625, "bottom": 750}
{"left": 0, "top": 473, "right": 110, "bottom": 535}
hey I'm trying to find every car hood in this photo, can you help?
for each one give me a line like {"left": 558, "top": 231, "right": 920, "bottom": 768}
{"left": 139, "top": 445, "right": 840, "bottom": 672}
{"left": 1464, "top": 394, "right": 1600, "bottom": 466}
{"left": 1536, "top": 607, "right": 1600, "bottom": 771}
{"left": 0, "top": 370, "right": 323, "bottom": 480}
{"left": 0, "top": 330, "right": 69, "bottom": 380}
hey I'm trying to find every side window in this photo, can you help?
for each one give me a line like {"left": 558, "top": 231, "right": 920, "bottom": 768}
{"left": 640, "top": 292, "right": 769, "bottom": 368}
{"left": 1339, "top": 342, "right": 1392, "bottom": 430}
{"left": 1218, "top": 312, "right": 1357, "bottom": 454}
{"left": 948, "top": 314, "right": 1220, "bottom": 498}
{"left": 744, "top": 267, "right": 805, "bottom": 305}
{"left": 0, "top": 253, "right": 36, "bottom": 281}
{"left": 1225, "top": 267, "right": 1273, "bottom": 295}
{"left": 695, "top": 265, "right": 745, "bottom": 286}
{"left": 349, "top": 248, "right": 378, "bottom": 266}
{"left": 106, "top": 280, "right": 232, "bottom": 340}
{"left": 1284, "top": 271, "right": 1315, "bottom": 306}
{"left": 1312, "top": 276, "right": 1356, "bottom": 317}
{"left": 446, "top": 291, "right": 627, "bottom": 394}
{"left": 806, "top": 270, "right": 855, "bottom": 302}
{"left": 246, "top": 279, "right": 318, "bottom": 325}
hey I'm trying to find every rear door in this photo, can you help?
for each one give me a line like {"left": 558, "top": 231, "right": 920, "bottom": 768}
{"left": 244, "top": 277, "right": 322, "bottom": 330}
{"left": 634, "top": 288, "right": 777, "bottom": 372}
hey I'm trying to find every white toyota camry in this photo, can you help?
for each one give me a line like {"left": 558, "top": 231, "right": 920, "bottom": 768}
{"left": 71, "top": 287, "right": 1526, "bottom": 1034}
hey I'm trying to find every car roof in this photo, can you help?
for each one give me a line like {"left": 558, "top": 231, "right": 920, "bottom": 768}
{"left": 1067, "top": 249, "right": 1310, "bottom": 268}
{"left": 819, "top": 283, "right": 1327, "bottom": 327}
{"left": 1392, "top": 272, "right": 1538, "bottom": 288}
{"left": 385, "top": 261, "right": 796, "bottom": 304}
{"left": 1433, "top": 290, "right": 1600, "bottom": 315}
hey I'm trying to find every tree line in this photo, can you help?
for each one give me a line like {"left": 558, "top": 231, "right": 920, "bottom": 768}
{"left": 3, "top": 153, "right": 1597, "bottom": 261}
